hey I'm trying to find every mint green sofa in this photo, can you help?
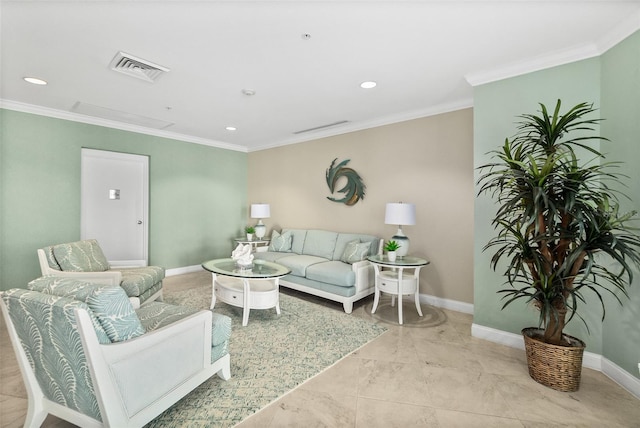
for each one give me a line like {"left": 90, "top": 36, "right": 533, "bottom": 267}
{"left": 1, "top": 277, "right": 231, "bottom": 427}
{"left": 37, "top": 239, "right": 164, "bottom": 308}
{"left": 253, "top": 229, "right": 382, "bottom": 313}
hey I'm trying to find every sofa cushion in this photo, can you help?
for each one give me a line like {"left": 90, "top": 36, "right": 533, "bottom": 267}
{"left": 332, "top": 233, "right": 379, "bottom": 260}
{"left": 28, "top": 276, "right": 145, "bottom": 343}
{"left": 52, "top": 239, "right": 109, "bottom": 272}
{"left": 284, "top": 229, "right": 308, "bottom": 254}
{"left": 268, "top": 230, "right": 293, "bottom": 252}
{"left": 276, "top": 254, "right": 328, "bottom": 277}
{"left": 253, "top": 251, "right": 294, "bottom": 262}
{"left": 306, "top": 261, "right": 356, "bottom": 287}
{"left": 341, "top": 240, "right": 372, "bottom": 264}
{"left": 302, "top": 230, "right": 338, "bottom": 259}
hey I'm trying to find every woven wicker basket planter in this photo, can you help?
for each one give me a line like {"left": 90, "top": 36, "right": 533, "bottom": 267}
{"left": 522, "top": 327, "right": 586, "bottom": 392}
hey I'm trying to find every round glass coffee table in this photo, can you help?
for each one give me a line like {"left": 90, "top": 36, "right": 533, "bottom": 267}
{"left": 202, "top": 258, "right": 291, "bottom": 326}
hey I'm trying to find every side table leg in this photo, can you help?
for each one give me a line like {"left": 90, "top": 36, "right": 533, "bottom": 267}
{"left": 415, "top": 289, "right": 423, "bottom": 317}
{"left": 210, "top": 273, "right": 217, "bottom": 310}
{"left": 242, "top": 278, "right": 250, "bottom": 327}
{"left": 372, "top": 285, "right": 380, "bottom": 313}
{"left": 275, "top": 278, "right": 281, "bottom": 315}
{"left": 398, "top": 267, "right": 404, "bottom": 325}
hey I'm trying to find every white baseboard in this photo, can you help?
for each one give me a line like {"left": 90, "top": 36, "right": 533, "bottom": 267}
{"left": 416, "top": 293, "right": 474, "bottom": 314}
{"left": 472, "top": 323, "right": 640, "bottom": 399}
{"left": 165, "top": 265, "right": 204, "bottom": 277}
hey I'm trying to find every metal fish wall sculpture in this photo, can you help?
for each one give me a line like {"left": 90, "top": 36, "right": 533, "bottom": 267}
{"left": 325, "top": 158, "right": 366, "bottom": 206}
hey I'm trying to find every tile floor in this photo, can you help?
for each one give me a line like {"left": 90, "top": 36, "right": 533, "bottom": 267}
{"left": 1, "top": 271, "right": 639, "bottom": 427}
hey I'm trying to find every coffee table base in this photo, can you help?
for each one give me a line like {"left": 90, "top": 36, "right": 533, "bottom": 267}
{"left": 210, "top": 274, "right": 281, "bottom": 326}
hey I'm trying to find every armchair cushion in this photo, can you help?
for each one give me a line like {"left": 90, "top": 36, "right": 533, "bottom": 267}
{"left": 115, "top": 266, "right": 165, "bottom": 297}
{"left": 28, "top": 276, "right": 145, "bottom": 343}
{"left": 136, "top": 302, "right": 232, "bottom": 361}
{"left": 52, "top": 239, "right": 109, "bottom": 272}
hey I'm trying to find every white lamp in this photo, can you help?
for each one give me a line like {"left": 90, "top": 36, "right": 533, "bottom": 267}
{"left": 250, "top": 203, "right": 271, "bottom": 239}
{"left": 385, "top": 202, "right": 416, "bottom": 258}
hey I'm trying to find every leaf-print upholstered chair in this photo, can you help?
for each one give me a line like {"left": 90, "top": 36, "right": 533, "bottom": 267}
{"left": 37, "top": 239, "right": 164, "bottom": 308}
{"left": 1, "top": 277, "right": 231, "bottom": 428}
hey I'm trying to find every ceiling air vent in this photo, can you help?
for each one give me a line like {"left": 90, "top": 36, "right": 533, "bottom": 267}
{"left": 293, "top": 120, "right": 350, "bottom": 135}
{"left": 109, "top": 51, "right": 170, "bottom": 83}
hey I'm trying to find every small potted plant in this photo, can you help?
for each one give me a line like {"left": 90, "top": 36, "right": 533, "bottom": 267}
{"left": 245, "top": 226, "right": 255, "bottom": 241}
{"left": 384, "top": 240, "right": 401, "bottom": 262}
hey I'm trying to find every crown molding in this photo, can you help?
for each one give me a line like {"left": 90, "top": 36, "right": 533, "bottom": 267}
{"left": 466, "top": 11, "right": 640, "bottom": 87}
{"left": 0, "top": 99, "right": 248, "bottom": 153}
{"left": 250, "top": 97, "right": 474, "bottom": 152}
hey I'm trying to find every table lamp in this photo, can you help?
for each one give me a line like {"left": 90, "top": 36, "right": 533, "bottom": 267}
{"left": 384, "top": 202, "right": 416, "bottom": 257}
{"left": 250, "top": 203, "right": 270, "bottom": 239}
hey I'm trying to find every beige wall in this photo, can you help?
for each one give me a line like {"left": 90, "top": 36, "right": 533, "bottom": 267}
{"left": 248, "top": 108, "right": 474, "bottom": 303}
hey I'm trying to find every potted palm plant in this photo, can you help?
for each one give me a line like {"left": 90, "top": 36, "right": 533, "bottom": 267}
{"left": 477, "top": 100, "right": 640, "bottom": 392}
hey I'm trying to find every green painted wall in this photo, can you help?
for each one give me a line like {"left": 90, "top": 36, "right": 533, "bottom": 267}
{"left": 473, "top": 58, "right": 604, "bottom": 353}
{"left": 601, "top": 30, "right": 640, "bottom": 377}
{"left": 0, "top": 109, "right": 247, "bottom": 291}
{"left": 474, "top": 31, "right": 640, "bottom": 378}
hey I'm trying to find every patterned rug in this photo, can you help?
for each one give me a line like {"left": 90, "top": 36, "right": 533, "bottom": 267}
{"left": 146, "top": 286, "right": 387, "bottom": 427}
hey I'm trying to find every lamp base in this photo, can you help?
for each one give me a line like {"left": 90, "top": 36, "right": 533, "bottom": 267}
{"left": 391, "top": 234, "right": 409, "bottom": 257}
{"left": 254, "top": 222, "right": 266, "bottom": 239}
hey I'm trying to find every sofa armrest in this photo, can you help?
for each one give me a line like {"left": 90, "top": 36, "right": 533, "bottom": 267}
{"left": 351, "top": 260, "right": 374, "bottom": 293}
{"left": 76, "top": 308, "right": 215, "bottom": 426}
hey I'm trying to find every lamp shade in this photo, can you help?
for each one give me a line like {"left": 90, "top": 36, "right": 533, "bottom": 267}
{"left": 250, "top": 204, "right": 270, "bottom": 219}
{"left": 385, "top": 202, "right": 416, "bottom": 226}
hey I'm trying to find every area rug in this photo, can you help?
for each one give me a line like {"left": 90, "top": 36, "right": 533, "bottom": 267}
{"left": 146, "top": 286, "right": 387, "bottom": 427}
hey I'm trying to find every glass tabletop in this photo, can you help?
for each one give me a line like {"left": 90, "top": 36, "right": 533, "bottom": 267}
{"left": 201, "top": 258, "right": 290, "bottom": 278}
{"left": 367, "top": 255, "right": 429, "bottom": 266}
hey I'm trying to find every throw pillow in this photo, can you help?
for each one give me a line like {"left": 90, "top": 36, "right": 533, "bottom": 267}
{"left": 28, "top": 276, "right": 145, "bottom": 343}
{"left": 341, "top": 240, "right": 372, "bottom": 264}
{"left": 52, "top": 239, "right": 110, "bottom": 272}
{"left": 269, "top": 230, "right": 293, "bottom": 252}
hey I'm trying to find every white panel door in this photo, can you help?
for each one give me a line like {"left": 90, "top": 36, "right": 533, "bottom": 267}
{"left": 81, "top": 149, "right": 149, "bottom": 266}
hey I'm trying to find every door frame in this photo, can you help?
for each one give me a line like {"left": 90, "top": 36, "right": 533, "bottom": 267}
{"left": 80, "top": 148, "right": 149, "bottom": 267}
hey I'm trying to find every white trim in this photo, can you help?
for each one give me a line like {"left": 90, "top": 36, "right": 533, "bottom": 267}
{"left": 252, "top": 97, "right": 474, "bottom": 152}
{"left": 166, "top": 264, "right": 204, "bottom": 277}
{"left": 0, "top": 99, "right": 247, "bottom": 153}
{"left": 414, "top": 293, "right": 474, "bottom": 314}
{"left": 602, "top": 358, "right": 640, "bottom": 399}
{"left": 466, "top": 11, "right": 640, "bottom": 87}
{"left": 471, "top": 323, "right": 640, "bottom": 399}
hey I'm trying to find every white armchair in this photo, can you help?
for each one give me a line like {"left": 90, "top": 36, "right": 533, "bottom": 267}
{"left": 1, "top": 279, "right": 231, "bottom": 427}
{"left": 37, "top": 239, "right": 164, "bottom": 308}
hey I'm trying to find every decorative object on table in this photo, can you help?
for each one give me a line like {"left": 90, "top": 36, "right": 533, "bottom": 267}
{"left": 232, "top": 243, "right": 254, "bottom": 268}
{"left": 477, "top": 100, "right": 640, "bottom": 392}
{"left": 325, "top": 158, "right": 366, "bottom": 206}
{"left": 383, "top": 240, "right": 400, "bottom": 262}
{"left": 384, "top": 202, "right": 416, "bottom": 257}
{"left": 244, "top": 226, "right": 255, "bottom": 241}
{"left": 250, "top": 203, "right": 270, "bottom": 239}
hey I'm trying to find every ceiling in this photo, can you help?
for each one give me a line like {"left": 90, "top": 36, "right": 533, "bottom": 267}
{"left": 2, "top": 1, "right": 639, "bottom": 152}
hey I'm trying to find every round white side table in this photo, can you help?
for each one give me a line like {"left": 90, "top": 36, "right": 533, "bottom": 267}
{"left": 367, "top": 255, "right": 430, "bottom": 325}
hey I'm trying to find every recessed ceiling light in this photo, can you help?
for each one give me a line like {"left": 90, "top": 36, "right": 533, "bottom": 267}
{"left": 225, "top": 126, "right": 237, "bottom": 131}
{"left": 24, "top": 77, "right": 48, "bottom": 85}
{"left": 241, "top": 89, "right": 256, "bottom": 96}
{"left": 360, "top": 81, "right": 377, "bottom": 89}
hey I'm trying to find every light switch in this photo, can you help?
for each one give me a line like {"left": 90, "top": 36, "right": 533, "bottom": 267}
{"left": 109, "top": 189, "right": 120, "bottom": 200}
